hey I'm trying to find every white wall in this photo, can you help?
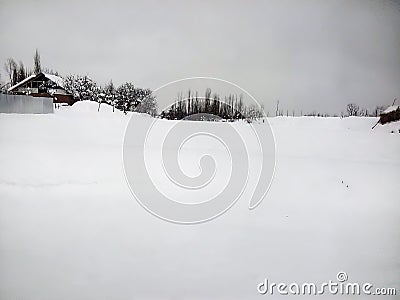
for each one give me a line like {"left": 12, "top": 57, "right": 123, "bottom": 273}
{"left": 0, "top": 94, "right": 53, "bottom": 114}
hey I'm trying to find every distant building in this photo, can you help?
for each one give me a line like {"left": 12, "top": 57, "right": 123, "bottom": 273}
{"left": 379, "top": 105, "right": 400, "bottom": 125}
{"left": 7, "top": 72, "right": 75, "bottom": 105}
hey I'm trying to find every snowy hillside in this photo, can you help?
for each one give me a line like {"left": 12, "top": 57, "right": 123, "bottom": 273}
{"left": 0, "top": 102, "right": 399, "bottom": 299}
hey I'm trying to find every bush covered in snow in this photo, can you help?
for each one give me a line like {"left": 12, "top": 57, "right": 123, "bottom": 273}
{"left": 63, "top": 75, "right": 100, "bottom": 102}
{"left": 63, "top": 76, "right": 157, "bottom": 116}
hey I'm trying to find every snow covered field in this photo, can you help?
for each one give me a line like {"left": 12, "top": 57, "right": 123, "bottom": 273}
{"left": 0, "top": 102, "right": 399, "bottom": 299}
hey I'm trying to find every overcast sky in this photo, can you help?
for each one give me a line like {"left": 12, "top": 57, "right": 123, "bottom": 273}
{"left": 1, "top": 0, "right": 399, "bottom": 114}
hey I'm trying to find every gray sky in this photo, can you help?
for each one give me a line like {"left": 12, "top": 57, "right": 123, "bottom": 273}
{"left": 1, "top": 0, "right": 399, "bottom": 114}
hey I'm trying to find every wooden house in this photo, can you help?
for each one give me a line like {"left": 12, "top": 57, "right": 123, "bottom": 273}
{"left": 7, "top": 72, "right": 75, "bottom": 105}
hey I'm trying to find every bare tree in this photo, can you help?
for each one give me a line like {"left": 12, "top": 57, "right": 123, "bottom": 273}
{"left": 4, "top": 58, "right": 17, "bottom": 84}
{"left": 17, "top": 61, "right": 27, "bottom": 83}
{"left": 275, "top": 100, "right": 279, "bottom": 116}
{"left": 347, "top": 103, "right": 359, "bottom": 116}
{"left": 42, "top": 67, "right": 59, "bottom": 76}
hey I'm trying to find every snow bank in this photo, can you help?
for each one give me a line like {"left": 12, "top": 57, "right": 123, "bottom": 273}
{"left": 68, "top": 101, "right": 152, "bottom": 119}
{"left": 69, "top": 100, "right": 117, "bottom": 113}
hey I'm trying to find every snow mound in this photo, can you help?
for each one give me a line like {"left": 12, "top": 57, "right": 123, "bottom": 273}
{"left": 70, "top": 100, "right": 117, "bottom": 114}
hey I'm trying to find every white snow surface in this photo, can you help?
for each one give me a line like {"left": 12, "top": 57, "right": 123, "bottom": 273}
{"left": 0, "top": 105, "right": 399, "bottom": 299}
{"left": 69, "top": 100, "right": 120, "bottom": 114}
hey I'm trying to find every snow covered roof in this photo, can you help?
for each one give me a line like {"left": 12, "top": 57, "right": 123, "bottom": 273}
{"left": 382, "top": 105, "right": 400, "bottom": 114}
{"left": 7, "top": 74, "right": 36, "bottom": 92}
{"left": 8, "top": 72, "right": 65, "bottom": 92}
{"left": 42, "top": 73, "right": 64, "bottom": 88}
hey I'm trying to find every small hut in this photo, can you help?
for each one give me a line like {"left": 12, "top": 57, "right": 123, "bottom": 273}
{"left": 378, "top": 105, "right": 400, "bottom": 125}
{"left": 372, "top": 98, "right": 400, "bottom": 129}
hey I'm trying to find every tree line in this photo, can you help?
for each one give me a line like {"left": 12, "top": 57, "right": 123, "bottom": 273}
{"left": 160, "top": 88, "right": 264, "bottom": 121}
{"left": 273, "top": 100, "right": 387, "bottom": 118}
